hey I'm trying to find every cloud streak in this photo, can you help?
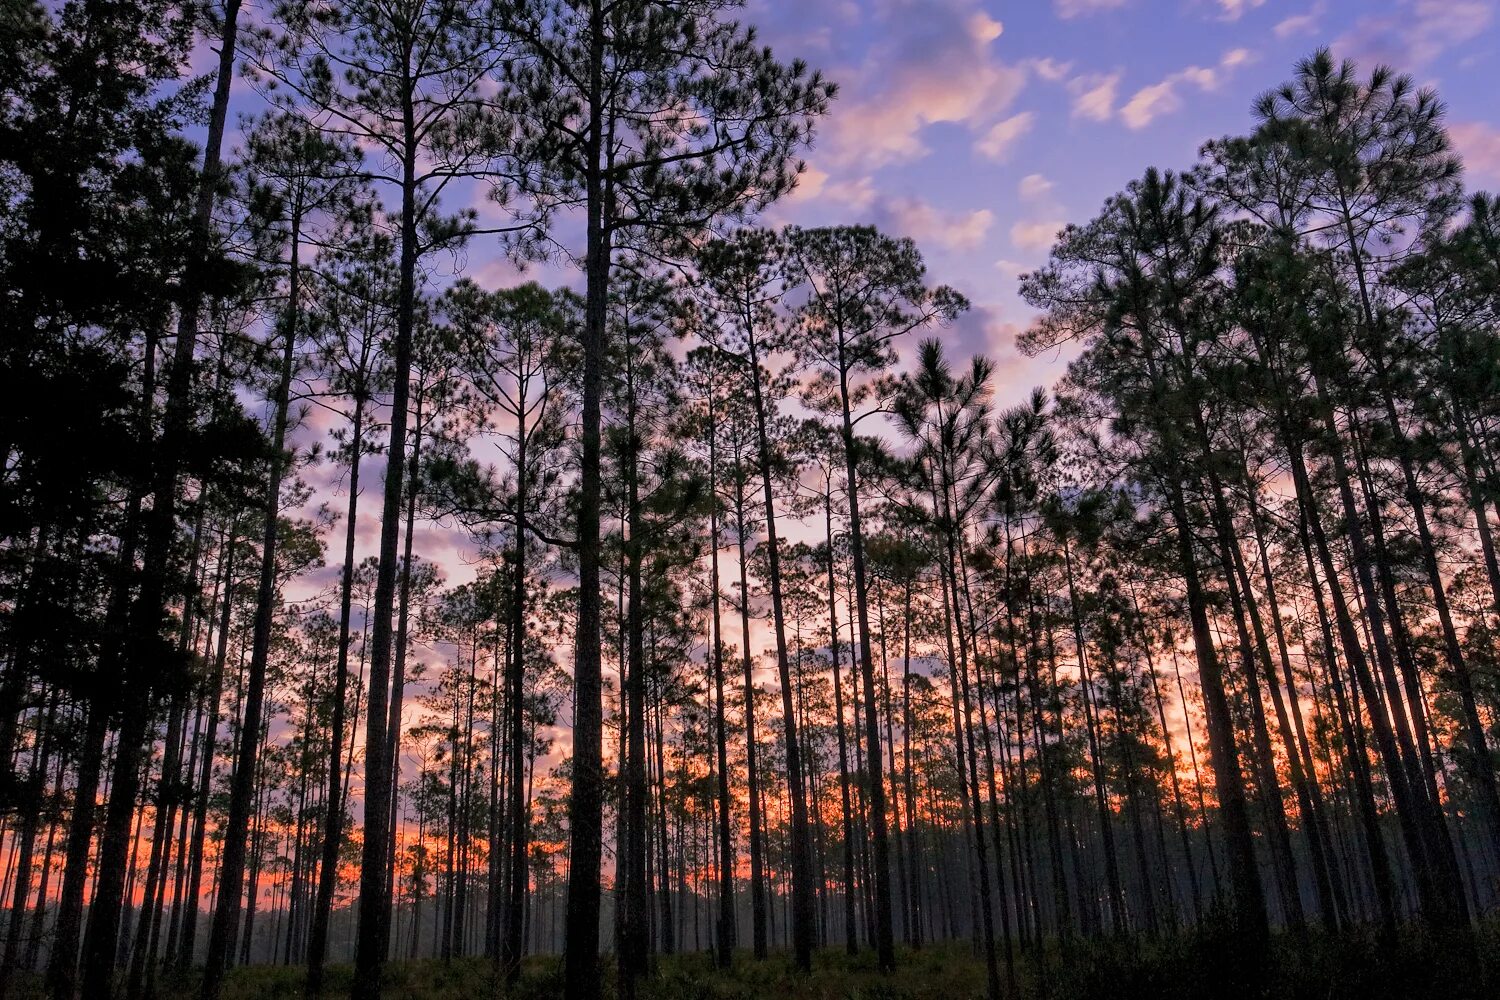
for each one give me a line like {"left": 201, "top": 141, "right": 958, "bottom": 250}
{"left": 1054, "top": 0, "right": 1128, "bottom": 19}
{"left": 976, "top": 112, "right": 1036, "bottom": 162}
{"left": 1120, "top": 48, "right": 1255, "bottom": 129}
{"left": 1333, "top": 0, "right": 1493, "bottom": 70}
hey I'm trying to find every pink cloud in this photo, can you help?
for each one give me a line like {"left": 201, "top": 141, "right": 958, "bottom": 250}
{"left": 884, "top": 199, "right": 996, "bottom": 251}
{"left": 1010, "top": 219, "right": 1067, "bottom": 252}
{"left": 1333, "top": 0, "right": 1493, "bottom": 70}
{"left": 822, "top": 0, "right": 1028, "bottom": 168}
{"left": 1019, "top": 173, "right": 1055, "bottom": 200}
{"left": 1054, "top": 0, "right": 1128, "bottom": 18}
{"left": 1215, "top": 0, "right": 1265, "bottom": 22}
{"left": 1070, "top": 71, "right": 1121, "bottom": 122}
{"left": 975, "top": 111, "right": 1036, "bottom": 162}
{"left": 1452, "top": 121, "right": 1500, "bottom": 187}
{"left": 1027, "top": 57, "right": 1075, "bottom": 82}
{"left": 1274, "top": 2, "right": 1324, "bottom": 38}
{"left": 1120, "top": 48, "right": 1255, "bottom": 129}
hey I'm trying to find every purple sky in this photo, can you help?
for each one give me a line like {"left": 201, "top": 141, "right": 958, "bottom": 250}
{"left": 220, "top": 0, "right": 1500, "bottom": 414}
{"left": 280, "top": 0, "right": 1500, "bottom": 620}
{"left": 738, "top": 0, "right": 1500, "bottom": 405}
{"left": 258, "top": 0, "right": 1500, "bottom": 764}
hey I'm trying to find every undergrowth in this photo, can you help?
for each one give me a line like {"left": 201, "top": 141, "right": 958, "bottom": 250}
{"left": 14, "top": 920, "right": 1497, "bottom": 1000}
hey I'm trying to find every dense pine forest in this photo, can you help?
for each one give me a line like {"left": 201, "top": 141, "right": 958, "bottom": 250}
{"left": 3, "top": 2, "right": 1500, "bottom": 999}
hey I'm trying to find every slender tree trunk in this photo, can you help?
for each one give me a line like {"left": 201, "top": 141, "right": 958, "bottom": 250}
{"left": 619, "top": 375, "right": 650, "bottom": 999}
{"left": 351, "top": 77, "right": 420, "bottom": 1000}
{"left": 382, "top": 386, "right": 425, "bottom": 916}
{"left": 127, "top": 691, "right": 185, "bottom": 999}
{"left": 1306, "top": 372, "right": 1465, "bottom": 927}
{"left": 306, "top": 391, "right": 366, "bottom": 994}
{"left": 200, "top": 211, "right": 303, "bottom": 1000}
{"left": 900, "top": 580, "right": 923, "bottom": 949}
{"left": 731, "top": 487, "right": 768, "bottom": 960}
{"left": 832, "top": 353, "right": 895, "bottom": 971}
{"left": 822, "top": 491, "right": 859, "bottom": 956}
{"left": 1012, "top": 523, "right": 1073, "bottom": 940}
{"left": 502, "top": 411, "right": 530, "bottom": 982}
{"left": 1130, "top": 585, "right": 1204, "bottom": 921}
{"left": 1455, "top": 407, "right": 1500, "bottom": 626}
{"left": 1198, "top": 459, "right": 1306, "bottom": 929}
{"left": 706, "top": 401, "right": 736, "bottom": 970}
{"left": 933, "top": 498, "right": 1003, "bottom": 1000}
{"left": 180, "top": 515, "right": 242, "bottom": 969}
{"left": 1060, "top": 536, "right": 1127, "bottom": 935}
{"left": 0, "top": 692, "right": 57, "bottom": 1000}
{"left": 741, "top": 316, "right": 815, "bottom": 970}
{"left": 1245, "top": 322, "right": 1398, "bottom": 932}
{"left": 1242, "top": 476, "right": 1347, "bottom": 927}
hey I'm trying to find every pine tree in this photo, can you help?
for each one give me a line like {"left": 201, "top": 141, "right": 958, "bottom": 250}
{"left": 788, "top": 227, "right": 965, "bottom": 972}
{"left": 499, "top": 9, "right": 829, "bottom": 988}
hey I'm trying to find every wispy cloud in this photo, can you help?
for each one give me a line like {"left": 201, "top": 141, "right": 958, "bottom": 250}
{"left": 975, "top": 112, "right": 1036, "bottom": 162}
{"left": 885, "top": 199, "right": 996, "bottom": 251}
{"left": 1027, "top": 57, "right": 1075, "bottom": 82}
{"left": 1215, "top": 0, "right": 1265, "bottom": 22}
{"left": 1054, "top": 0, "right": 1128, "bottom": 19}
{"left": 1120, "top": 48, "right": 1255, "bottom": 129}
{"left": 1011, "top": 219, "right": 1067, "bottom": 252}
{"left": 788, "top": 173, "right": 995, "bottom": 252}
{"left": 1019, "top": 173, "right": 1055, "bottom": 200}
{"left": 1333, "top": 0, "right": 1493, "bottom": 70}
{"left": 1011, "top": 170, "right": 1065, "bottom": 257}
{"left": 1070, "top": 71, "right": 1121, "bottom": 121}
{"left": 1274, "top": 2, "right": 1325, "bottom": 38}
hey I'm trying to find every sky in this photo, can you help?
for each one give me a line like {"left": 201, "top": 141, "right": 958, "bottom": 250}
{"left": 728, "top": 0, "right": 1500, "bottom": 405}
{"left": 224, "top": 0, "right": 1500, "bottom": 431}
{"left": 254, "top": 0, "right": 1500, "bottom": 768}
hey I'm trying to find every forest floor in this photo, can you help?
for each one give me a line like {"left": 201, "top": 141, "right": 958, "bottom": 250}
{"left": 18, "top": 921, "right": 1500, "bottom": 1000}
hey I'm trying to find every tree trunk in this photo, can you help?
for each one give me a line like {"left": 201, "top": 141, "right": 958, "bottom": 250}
{"left": 1164, "top": 478, "right": 1268, "bottom": 945}
{"left": 741, "top": 317, "right": 815, "bottom": 970}
{"left": 822, "top": 491, "right": 859, "bottom": 955}
{"left": 306, "top": 389, "right": 366, "bottom": 993}
{"left": 351, "top": 80, "right": 419, "bottom": 1000}
{"left": 706, "top": 400, "right": 736, "bottom": 970}
{"left": 731, "top": 484, "right": 768, "bottom": 959}
{"left": 561, "top": 7, "right": 607, "bottom": 991}
{"left": 832, "top": 352, "right": 896, "bottom": 971}
{"left": 201, "top": 216, "right": 302, "bottom": 996}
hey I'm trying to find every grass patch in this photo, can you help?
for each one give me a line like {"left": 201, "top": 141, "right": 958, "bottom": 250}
{"left": 11, "top": 921, "right": 1494, "bottom": 1000}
